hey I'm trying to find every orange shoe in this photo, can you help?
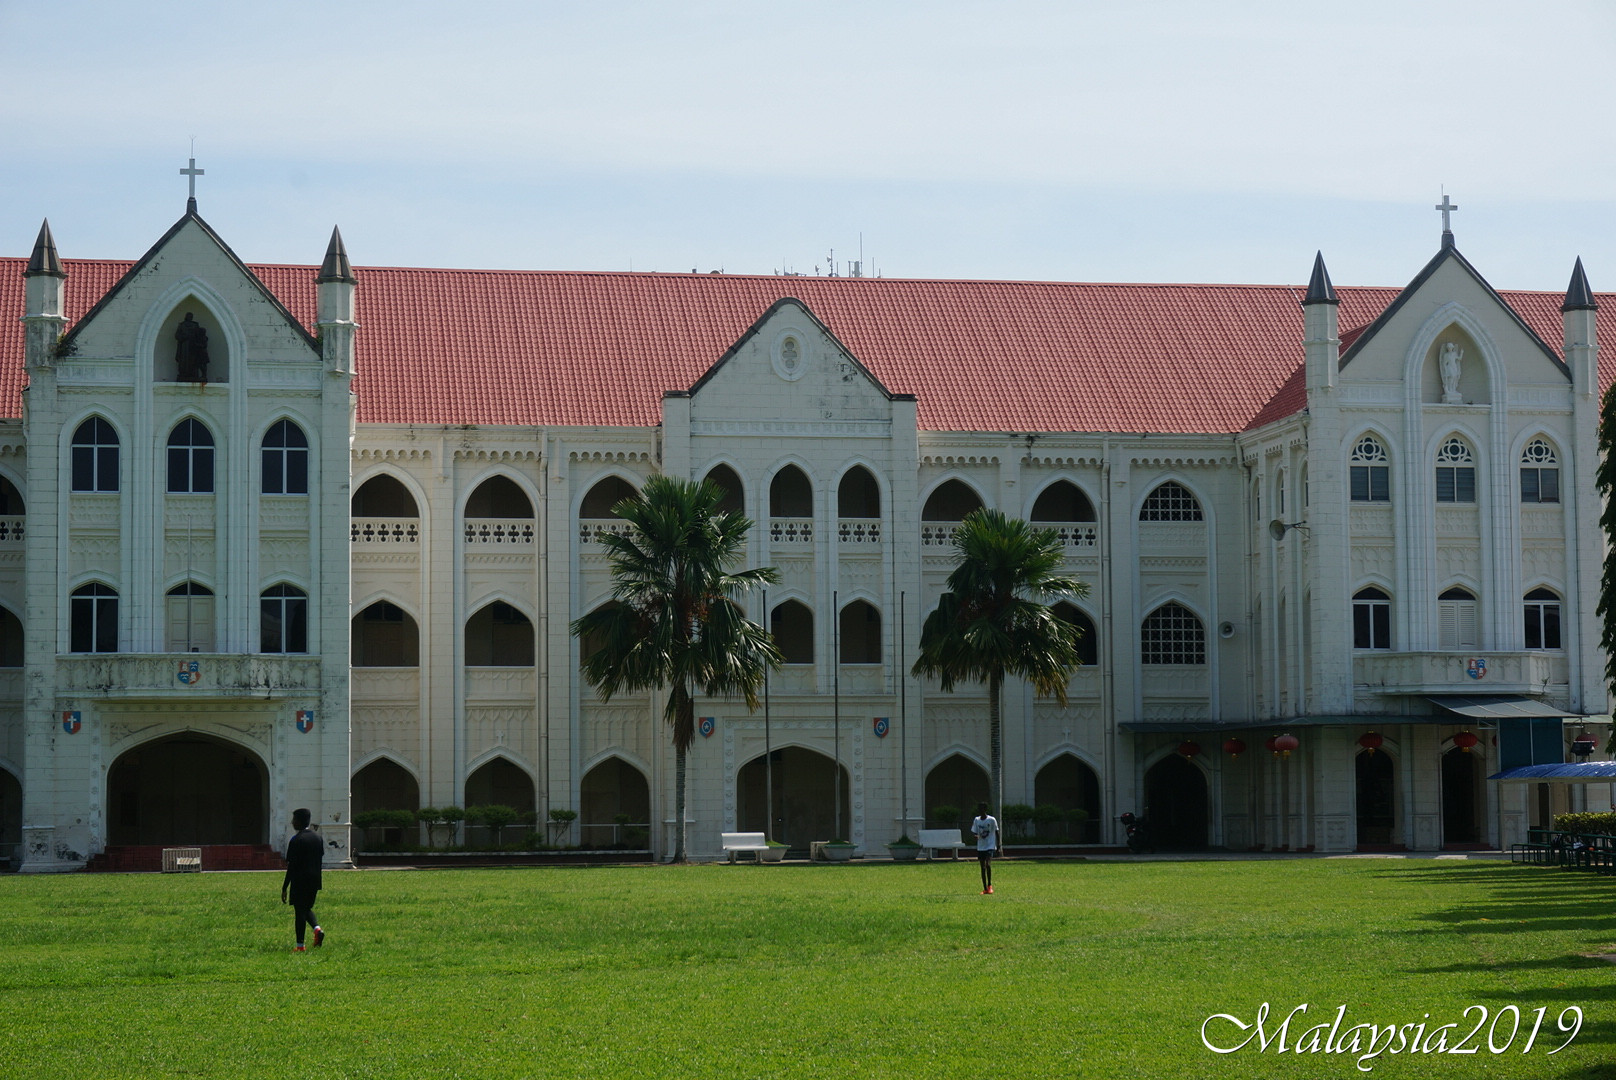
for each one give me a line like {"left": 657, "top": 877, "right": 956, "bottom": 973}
{"left": 312, "top": 927, "right": 324, "bottom": 948}
{"left": 293, "top": 945, "right": 305, "bottom": 952}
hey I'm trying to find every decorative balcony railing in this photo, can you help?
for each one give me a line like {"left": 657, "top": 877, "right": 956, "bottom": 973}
{"left": 0, "top": 516, "right": 23, "bottom": 548}
{"left": 770, "top": 518, "right": 813, "bottom": 544}
{"left": 1032, "top": 521, "right": 1099, "bottom": 549}
{"left": 1354, "top": 651, "right": 1567, "bottom": 695}
{"left": 464, "top": 518, "right": 535, "bottom": 546}
{"left": 55, "top": 654, "right": 322, "bottom": 697}
{"left": 579, "top": 519, "right": 631, "bottom": 545}
{"left": 351, "top": 517, "right": 419, "bottom": 545}
{"left": 920, "top": 522, "right": 960, "bottom": 547}
{"left": 837, "top": 518, "right": 881, "bottom": 544}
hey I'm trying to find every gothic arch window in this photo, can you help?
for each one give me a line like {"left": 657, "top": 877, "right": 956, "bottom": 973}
{"left": 839, "top": 600, "right": 881, "bottom": 664}
{"left": 465, "top": 601, "right": 535, "bottom": 666}
{"left": 260, "top": 584, "right": 308, "bottom": 654}
{"left": 922, "top": 480, "right": 984, "bottom": 521}
{"left": 262, "top": 419, "right": 309, "bottom": 495}
{"left": 838, "top": 466, "right": 881, "bottom": 518}
{"left": 166, "top": 419, "right": 215, "bottom": 494}
{"left": 1139, "top": 481, "right": 1202, "bottom": 522}
{"left": 1352, "top": 587, "right": 1391, "bottom": 650}
{"left": 1274, "top": 469, "right": 1286, "bottom": 518}
{"left": 0, "top": 606, "right": 20, "bottom": 667}
{"left": 70, "top": 583, "right": 118, "bottom": 653}
{"left": 0, "top": 476, "right": 25, "bottom": 517}
{"left": 1349, "top": 435, "right": 1390, "bottom": 503}
{"left": 580, "top": 476, "right": 639, "bottom": 518}
{"left": 1524, "top": 588, "right": 1562, "bottom": 650}
{"left": 703, "top": 464, "right": 744, "bottom": 515}
{"left": 466, "top": 475, "right": 533, "bottom": 518}
{"left": 70, "top": 417, "right": 119, "bottom": 493}
{"left": 771, "top": 600, "right": 814, "bottom": 664}
{"left": 1520, "top": 439, "right": 1560, "bottom": 504}
{"left": 1051, "top": 602, "right": 1098, "bottom": 666}
{"left": 769, "top": 465, "right": 813, "bottom": 518}
{"left": 352, "top": 601, "right": 419, "bottom": 666}
{"left": 1435, "top": 437, "right": 1476, "bottom": 504}
{"left": 1031, "top": 480, "right": 1095, "bottom": 523}
{"left": 1141, "top": 602, "right": 1205, "bottom": 664}
{"left": 1438, "top": 587, "right": 1479, "bottom": 650}
{"left": 352, "top": 474, "right": 418, "bottom": 517}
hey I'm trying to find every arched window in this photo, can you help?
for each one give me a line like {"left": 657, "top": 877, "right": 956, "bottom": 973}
{"left": 1524, "top": 588, "right": 1562, "bottom": 650}
{"left": 0, "top": 476, "right": 23, "bottom": 517}
{"left": 1438, "top": 587, "right": 1478, "bottom": 649}
{"left": 1435, "top": 437, "right": 1476, "bottom": 504}
{"left": 262, "top": 419, "right": 309, "bottom": 495}
{"left": 1031, "top": 481, "right": 1095, "bottom": 523}
{"left": 1520, "top": 439, "right": 1560, "bottom": 504}
{"left": 352, "top": 601, "right": 420, "bottom": 666}
{"left": 166, "top": 419, "right": 215, "bottom": 494}
{"left": 70, "top": 583, "right": 118, "bottom": 653}
{"left": 71, "top": 418, "right": 119, "bottom": 493}
{"left": 261, "top": 585, "right": 308, "bottom": 653}
{"left": 351, "top": 475, "right": 418, "bottom": 516}
{"left": 1052, "top": 602, "right": 1098, "bottom": 666}
{"left": 838, "top": 466, "right": 881, "bottom": 518}
{"left": 465, "top": 475, "right": 533, "bottom": 518}
{"left": 771, "top": 600, "right": 814, "bottom": 664}
{"left": 1274, "top": 469, "right": 1286, "bottom": 517}
{"left": 839, "top": 600, "right": 881, "bottom": 664}
{"left": 0, "top": 606, "right": 21, "bottom": 667}
{"left": 1350, "top": 435, "right": 1390, "bottom": 503}
{"left": 1352, "top": 588, "right": 1391, "bottom": 650}
{"left": 1141, "top": 602, "right": 1205, "bottom": 664}
{"left": 703, "top": 465, "right": 744, "bottom": 515}
{"left": 922, "top": 480, "right": 984, "bottom": 521}
{"left": 580, "top": 476, "right": 639, "bottom": 518}
{"left": 769, "top": 465, "right": 813, "bottom": 518}
{"left": 465, "top": 601, "right": 534, "bottom": 666}
{"left": 166, "top": 582, "right": 215, "bottom": 652}
{"left": 1139, "top": 482, "right": 1202, "bottom": 522}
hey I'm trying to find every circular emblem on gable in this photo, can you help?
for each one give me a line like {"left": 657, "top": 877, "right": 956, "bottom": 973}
{"left": 771, "top": 328, "right": 808, "bottom": 382}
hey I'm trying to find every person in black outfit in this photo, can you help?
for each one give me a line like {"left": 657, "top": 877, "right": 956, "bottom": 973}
{"left": 282, "top": 807, "right": 325, "bottom": 951}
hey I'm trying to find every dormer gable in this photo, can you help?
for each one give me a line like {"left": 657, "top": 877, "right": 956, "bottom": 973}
{"left": 55, "top": 210, "right": 319, "bottom": 381}
{"left": 679, "top": 297, "right": 900, "bottom": 424}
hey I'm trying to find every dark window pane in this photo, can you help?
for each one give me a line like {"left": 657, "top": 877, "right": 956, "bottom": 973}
{"left": 1541, "top": 470, "right": 1559, "bottom": 502}
{"left": 1373, "top": 604, "right": 1389, "bottom": 649}
{"left": 97, "top": 447, "right": 119, "bottom": 492}
{"left": 194, "top": 450, "right": 213, "bottom": 493}
{"left": 1370, "top": 467, "right": 1389, "bottom": 501}
{"left": 261, "top": 599, "right": 282, "bottom": 653}
{"left": 168, "top": 448, "right": 188, "bottom": 492}
{"left": 263, "top": 450, "right": 284, "bottom": 494}
{"left": 1520, "top": 469, "right": 1539, "bottom": 503}
{"left": 286, "top": 451, "right": 308, "bottom": 494}
{"left": 1436, "top": 469, "right": 1455, "bottom": 502}
{"left": 1544, "top": 605, "right": 1561, "bottom": 649}
{"left": 1455, "top": 468, "right": 1475, "bottom": 503}
{"left": 72, "top": 448, "right": 94, "bottom": 492}
{"left": 1353, "top": 605, "right": 1371, "bottom": 649}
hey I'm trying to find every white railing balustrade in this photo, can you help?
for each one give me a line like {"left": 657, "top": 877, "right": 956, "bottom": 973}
{"left": 769, "top": 518, "right": 813, "bottom": 544}
{"left": 579, "top": 519, "right": 632, "bottom": 544}
{"left": 0, "top": 517, "right": 23, "bottom": 546}
{"left": 351, "top": 517, "right": 419, "bottom": 545}
{"left": 464, "top": 518, "right": 535, "bottom": 545}
{"left": 837, "top": 518, "right": 881, "bottom": 544}
{"left": 1032, "top": 522, "right": 1099, "bottom": 549}
{"left": 920, "top": 522, "right": 960, "bottom": 547}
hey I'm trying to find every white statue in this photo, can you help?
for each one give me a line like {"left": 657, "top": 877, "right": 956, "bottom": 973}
{"left": 1439, "top": 341, "right": 1463, "bottom": 403}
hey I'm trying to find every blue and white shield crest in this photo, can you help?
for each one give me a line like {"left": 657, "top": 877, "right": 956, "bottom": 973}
{"left": 296, "top": 709, "right": 315, "bottom": 734}
{"left": 176, "top": 660, "right": 201, "bottom": 686}
{"left": 698, "top": 716, "right": 716, "bottom": 739}
{"left": 61, "top": 710, "right": 81, "bottom": 735}
{"left": 873, "top": 717, "right": 890, "bottom": 738}
{"left": 1466, "top": 657, "right": 1487, "bottom": 680}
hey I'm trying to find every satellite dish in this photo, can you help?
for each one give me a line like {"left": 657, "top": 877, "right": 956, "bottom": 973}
{"left": 1269, "top": 519, "right": 1289, "bottom": 541}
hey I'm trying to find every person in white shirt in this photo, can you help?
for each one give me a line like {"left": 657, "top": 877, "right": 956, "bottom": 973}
{"left": 971, "top": 801, "right": 1001, "bottom": 894}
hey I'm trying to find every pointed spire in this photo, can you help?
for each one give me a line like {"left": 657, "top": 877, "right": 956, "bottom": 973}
{"left": 24, "top": 219, "right": 65, "bottom": 278}
{"left": 315, "top": 226, "right": 356, "bottom": 284}
{"left": 1302, "top": 251, "right": 1337, "bottom": 306}
{"left": 1562, "top": 256, "right": 1596, "bottom": 313}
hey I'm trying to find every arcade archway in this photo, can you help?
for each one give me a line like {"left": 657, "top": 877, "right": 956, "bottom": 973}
{"left": 737, "top": 747, "right": 851, "bottom": 850}
{"left": 1442, "top": 746, "right": 1484, "bottom": 846}
{"left": 1355, "top": 749, "right": 1396, "bottom": 848}
{"left": 107, "top": 734, "right": 268, "bottom": 846}
{"left": 1143, "top": 754, "right": 1208, "bottom": 850}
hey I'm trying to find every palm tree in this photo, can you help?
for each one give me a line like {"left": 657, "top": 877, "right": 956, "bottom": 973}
{"left": 571, "top": 475, "right": 780, "bottom": 862}
{"left": 912, "top": 508, "right": 1089, "bottom": 823}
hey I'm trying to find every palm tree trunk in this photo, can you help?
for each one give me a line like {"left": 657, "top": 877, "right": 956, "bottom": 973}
{"left": 671, "top": 683, "right": 693, "bottom": 863}
{"left": 989, "top": 668, "right": 1003, "bottom": 825}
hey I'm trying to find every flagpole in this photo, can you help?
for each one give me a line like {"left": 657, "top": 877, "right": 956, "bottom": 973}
{"left": 763, "top": 590, "right": 773, "bottom": 845}
{"left": 900, "top": 590, "right": 907, "bottom": 835}
{"left": 833, "top": 588, "right": 841, "bottom": 841}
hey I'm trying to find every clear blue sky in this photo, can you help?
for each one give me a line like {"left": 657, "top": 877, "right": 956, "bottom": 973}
{"left": 5, "top": 1, "right": 1614, "bottom": 292}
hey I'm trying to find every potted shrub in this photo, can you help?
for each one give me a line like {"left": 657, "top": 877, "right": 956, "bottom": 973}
{"left": 822, "top": 839, "right": 856, "bottom": 862}
{"left": 886, "top": 834, "right": 921, "bottom": 861}
{"left": 762, "top": 839, "right": 787, "bottom": 863}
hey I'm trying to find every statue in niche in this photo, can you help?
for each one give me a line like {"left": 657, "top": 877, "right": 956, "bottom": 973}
{"left": 174, "top": 312, "right": 210, "bottom": 382}
{"left": 1438, "top": 341, "right": 1463, "bottom": 403}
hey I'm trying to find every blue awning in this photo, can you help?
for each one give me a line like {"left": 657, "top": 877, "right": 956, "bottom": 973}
{"left": 1488, "top": 762, "right": 1616, "bottom": 784}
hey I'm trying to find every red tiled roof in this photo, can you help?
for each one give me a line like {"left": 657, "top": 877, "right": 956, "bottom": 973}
{"left": 3, "top": 259, "right": 1611, "bottom": 433}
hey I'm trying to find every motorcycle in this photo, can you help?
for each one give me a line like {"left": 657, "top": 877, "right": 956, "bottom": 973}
{"left": 1119, "top": 811, "right": 1152, "bottom": 854}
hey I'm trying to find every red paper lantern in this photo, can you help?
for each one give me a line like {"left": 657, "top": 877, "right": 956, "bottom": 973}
{"left": 1452, "top": 731, "right": 1480, "bottom": 753}
{"left": 1177, "top": 740, "right": 1202, "bottom": 758}
{"left": 1264, "top": 736, "right": 1279, "bottom": 756}
{"left": 1357, "top": 732, "right": 1384, "bottom": 755}
{"left": 1222, "top": 738, "right": 1247, "bottom": 759}
{"left": 1273, "top": 733, "right": 1300, "bottom": 758}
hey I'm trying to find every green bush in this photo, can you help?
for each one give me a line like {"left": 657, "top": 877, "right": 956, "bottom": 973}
{"left": 1553, "top": 812, "right": 1616, "bottom": 835}
{"left": 417, "top": 806, "right": 464, "bottom": 848}
{"left": 467, "top": 804, "right": 521, "bottom": 846}
{"left": 548, "top": 808, "right": 578, "bottom": 824}
{"left": 928, "top": 804, "right": 959, "bottom": 826}
{"left": 1033, "top": 804, "right": 1064, "bottom": 836}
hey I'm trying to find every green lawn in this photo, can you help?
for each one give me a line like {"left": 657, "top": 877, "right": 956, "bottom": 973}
{"left": 0, "top": 857, "right": 1611, "bottom": 1079}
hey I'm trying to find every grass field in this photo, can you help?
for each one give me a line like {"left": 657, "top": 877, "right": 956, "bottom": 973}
{"left": 0, "top": 856, "right": 1611, "bottom": 1079}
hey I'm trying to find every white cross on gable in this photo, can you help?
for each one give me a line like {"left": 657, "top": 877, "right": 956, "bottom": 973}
{"left": 1435, "top": 193, "right": 1458, "bottom": 233}
{"left": 180, "top": 157, "right": 205, "bottom": 204}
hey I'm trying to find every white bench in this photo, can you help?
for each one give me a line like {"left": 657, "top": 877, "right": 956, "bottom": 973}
{"left": 721, "top": 831, "right": 770, "bottom": 863}
{"left": 918, "top": 829, "right": 972, "bottom": 860}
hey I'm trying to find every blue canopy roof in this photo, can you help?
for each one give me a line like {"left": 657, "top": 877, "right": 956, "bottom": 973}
{"left": 1488, "top": 762, "right": 1616, "bottom": 783}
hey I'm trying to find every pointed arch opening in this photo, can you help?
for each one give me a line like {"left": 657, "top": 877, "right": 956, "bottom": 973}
{"left": 465, "top": 601, "right": 534, "bottom": 666}
{"left": 580, "top": 757, "right": 651, "bottom": 848}
{"left": 1143, "top": 754, "right": 1207, "bottom": 849}
{"left": 1051, "top": 602, "right": 1098, "bottom": 667}
{"left": 1355, "top": 748, "right": 1397, "bottom": 849}
{"left": 769, "top": 465, "right": 813, "bottom": 518}
{"left": 924, "top": 754, "right": 989, "bottom": 834}
{"left": 1441, "top": 745, "right": 1485, "bottom": 847}
{"left": 838, "top": 600, "right": 881, "bottom": 664}
{"left": 1034, "top": 754, "right": 1101, "bottom": 842}
{"left": 703, "top": 464, "right": 744, "bottom": 515}
{"left": 352, "top": 757, "right": 419, "bottom": 847}
{"left": 464, "top": 757, "right": 536, "bottom": 843}
{"left": 580, "top": 476, "right": 640, "bottom": 518}
{"left": 770, "top": 600, "right": 814, "bottom": 664}
{"left": 838, "top": 466, "right": 881, "bottom": 518}
{"left": 108, "top": 733, "right": 267, "bottom": 846}
{"left": 352, "top": 601, "right": 419, "bottom": 666}
{"left": 738, "top": 747, "right": 851, "bottom": 850}
{"left": 922, "top": 479, "right": 984, "bottom": 522}
{"left": 1031, "top": 480, "right": 1095, "bottom": 523}
{"left": 352, "top": 474, "right": 418, "bottom": 517}
{"left": 466, "top": 475, "right": 534, "bottom": 518}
